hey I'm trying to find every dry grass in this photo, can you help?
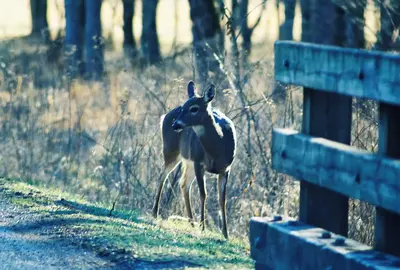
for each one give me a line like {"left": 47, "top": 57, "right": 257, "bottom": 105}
{"left": 0, "top": 0, "right": 382, "bottom": 244}
{"left": 0, "top": 36, "right": 299, "bottom": 240}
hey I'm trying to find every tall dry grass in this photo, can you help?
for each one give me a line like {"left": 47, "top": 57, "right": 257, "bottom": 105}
{"left": 0, "top": 0, "right": 383, "bottom": 243}
{"left": 0, "top": 33, "right": 304, "bottom": 239}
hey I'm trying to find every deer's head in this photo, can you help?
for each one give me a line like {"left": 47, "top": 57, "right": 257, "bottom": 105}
{"left": 172, "top": 81, "right": 215, "bottom": 132}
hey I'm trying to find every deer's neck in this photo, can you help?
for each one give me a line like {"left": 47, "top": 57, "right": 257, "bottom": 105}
{"left": 192, "top": 108, "right": 224, "bottom": 156}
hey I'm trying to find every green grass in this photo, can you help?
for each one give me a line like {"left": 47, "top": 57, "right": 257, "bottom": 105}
{"left": 0, "top": 178, "right": 253, "bottom": 269}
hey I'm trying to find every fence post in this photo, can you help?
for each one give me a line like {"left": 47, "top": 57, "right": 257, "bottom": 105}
{"left": 252, "top": 41, "right": 400, "bottom": 269}
{"left": 375, "top": 103, "right": 400, "bottom": 256}
{"left": 300, "top": 89, "right": 352, "bottom": 236}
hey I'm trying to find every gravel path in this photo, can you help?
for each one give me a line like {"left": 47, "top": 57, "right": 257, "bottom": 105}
{"left": 0, "top": 227, "right": 115, "bottom": 269}
{"left": 0, "top": 187, "right": 202, "bottom": 270}
{"left": 0, "top": 195, "right": 120, "bottom": 270}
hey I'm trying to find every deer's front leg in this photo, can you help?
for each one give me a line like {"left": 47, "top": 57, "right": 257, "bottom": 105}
{"left": 194, "top": 163, "right": 207, "bottom": 231}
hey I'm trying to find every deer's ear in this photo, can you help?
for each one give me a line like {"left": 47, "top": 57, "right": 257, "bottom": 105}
{"left": 187, "top": 81, "right": 195, "bottom": 98}
{"left": 203, "top": 84, "right": 215, "bottom": 103}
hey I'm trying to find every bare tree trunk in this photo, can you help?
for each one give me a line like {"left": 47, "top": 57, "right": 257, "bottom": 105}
{"left": 239, "top": 0, "right": 266, "bottom": 52}
{"left": 188, "top": 0, "right": 221, "bottom": 86}
{"left": 334, "top": 4, "right": 346, "bottom": 46}
{"left": 231, "top": 0, "right": 240, "bottom": 53}
{"left": 30, "top": 0, "right": 50, "bottom": 42}
{"left": 64, "top": 0, "right": 85, "bottom": 79}
{"left": 85, "top": 0, "right": 104, "bottom": 80}
{"left": 273, "top": 0, "right": 296, "bottom": 102}
{"left": 377, "top": 0, "right": 400, "bottom": 50}
{"left": 141, "top": 0, "right": 161, "bottom": 66}
{"left": 345, "top": 0, "right": 366, "bottom": 48}
{"left": 279, "top": 0, "right": 296, "bottom": 40}
{"left": 239, "top": 0, "right": 251, "bottom": 53}
{"left": 123, "top": 0, "right": 137, "bottom": 59}
{"left": 300, "top": 0, "right": 312, "bottom": 42}
{"left": 312, "top": 0, "right": 345, "bottom": 46}
{"left": 216, "top": 0, "right": 226, "bottom": 55}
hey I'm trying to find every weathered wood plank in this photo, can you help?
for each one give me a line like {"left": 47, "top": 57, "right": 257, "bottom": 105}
{"left": 250, "top": 216, "right": 400, "bottom": 270}
{"left": 271, "top": 128, "right": 400, "bottom": 215}
{"left": 300, "top": 89, "right": 351, "bottom": 236}
{"left": 274, "top": 41, "right": 400, "bottom": 106}
{"left": 375, "top": 103, "right": 400, "bottom": 257}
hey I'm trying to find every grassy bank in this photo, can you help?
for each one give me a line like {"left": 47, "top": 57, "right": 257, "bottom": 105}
{"left": 0, "top": 178, "right": 253, "bottom": 269}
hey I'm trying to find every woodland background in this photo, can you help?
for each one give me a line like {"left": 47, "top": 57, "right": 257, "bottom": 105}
{"left": 0, "top": 0, "right": 399, "bottom": 243}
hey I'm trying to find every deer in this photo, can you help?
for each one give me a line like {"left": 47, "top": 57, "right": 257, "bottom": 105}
{"left": 152, "top": 81, "right": 236, "bottom": 240}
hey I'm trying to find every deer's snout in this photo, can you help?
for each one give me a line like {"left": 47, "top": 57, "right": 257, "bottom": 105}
{"left": 172, "top": 120, "right": 185, "bottom": 132}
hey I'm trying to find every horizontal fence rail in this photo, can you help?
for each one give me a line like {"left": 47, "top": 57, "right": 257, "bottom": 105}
{"left": 250, "top": 217, "right": 400, "bottom": 270}
{"left": 274, "top": 41, "right": 400, "bottom": 106}
{"left": 271, "top": 128, "right": 400, "bottom": 215}
{"left": 250, "top": 41, "right": 400, "bottom": 269}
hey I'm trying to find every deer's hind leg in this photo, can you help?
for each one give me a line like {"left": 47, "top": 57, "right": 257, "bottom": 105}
{"left": 152, "top": 152, "right": 181, "bottom": 218}
{"left": 218, "top": 171, "right": 229, "bottom": 240}
{"left": 194, "top": 162, "right": 207, "bottom": 231}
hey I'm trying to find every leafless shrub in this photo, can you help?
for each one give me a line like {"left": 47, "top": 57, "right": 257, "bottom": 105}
{"left": 0, "top": 29, "right": 381, "bottom": 243}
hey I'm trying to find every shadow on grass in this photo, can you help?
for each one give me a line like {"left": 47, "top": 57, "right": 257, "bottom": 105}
{"left": 7, "top": 216, "right": 105, "bottom": 233}
{"left": 1, "top": 183, "right": 251, "bottom": 268}
{"left": 54, "top": 198, "right": 143, "bottom": 223}
{"left": 52, "top": 199, "right": 251, "bottom": 267}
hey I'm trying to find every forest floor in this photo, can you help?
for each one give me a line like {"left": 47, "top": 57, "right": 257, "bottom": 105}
{"left": 0, "top": 178, "right": 253, "bottom": 269}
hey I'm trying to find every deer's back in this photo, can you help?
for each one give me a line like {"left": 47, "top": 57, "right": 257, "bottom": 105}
{"left": 210, "top": 110, "right": 236, "bottom": 167}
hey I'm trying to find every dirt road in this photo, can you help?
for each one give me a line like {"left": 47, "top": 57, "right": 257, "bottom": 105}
{"left": 0, "top": 186, "right": 203, "bottom": 270}
{"left": 0, "top": 194, "right": 128, "bottom": 270}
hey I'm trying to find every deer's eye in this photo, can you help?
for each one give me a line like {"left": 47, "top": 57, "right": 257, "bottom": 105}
{"left": 189, "top": 106, "right": 199, "bottom": 114}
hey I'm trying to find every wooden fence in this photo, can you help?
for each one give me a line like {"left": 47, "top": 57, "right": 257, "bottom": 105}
{"left": 249, "top": 41, "right": 400, "bottom": 270}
